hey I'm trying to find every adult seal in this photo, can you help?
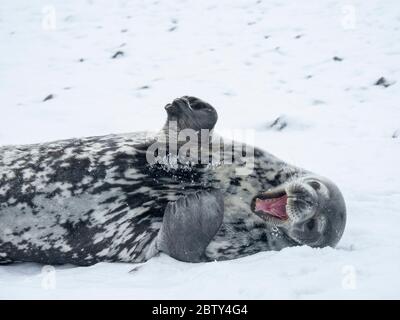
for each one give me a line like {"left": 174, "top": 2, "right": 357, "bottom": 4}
{"left": 0, "top": 96, "right": 346, "bottom": 265}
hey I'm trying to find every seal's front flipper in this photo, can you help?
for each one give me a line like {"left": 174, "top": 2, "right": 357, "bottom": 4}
{"left": 157, "top": 190, "right": 224, "bottom": 262}
{"left": 164, "top": 96, "right": 218, "bottom": 132}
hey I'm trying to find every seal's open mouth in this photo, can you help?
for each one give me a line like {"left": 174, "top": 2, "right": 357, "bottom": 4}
{"left": 251, "top": 179, "right": 321, "bottom": 226}
{"left": 254, "top": 193, "right": 289, "bottom": 220}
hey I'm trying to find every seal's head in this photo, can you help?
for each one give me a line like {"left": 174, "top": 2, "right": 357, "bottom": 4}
{"left": 251, "top": 176, "right": 346, "bottom": 248}
{"left": 164, "top": 96, "right": 218, "bottom": 133}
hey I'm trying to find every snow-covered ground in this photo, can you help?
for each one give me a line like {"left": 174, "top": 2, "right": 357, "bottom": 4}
{"left": 0, "top": 0, "right": 399, "bottom": 299}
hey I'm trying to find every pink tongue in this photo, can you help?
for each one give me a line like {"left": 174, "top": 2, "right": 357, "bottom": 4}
{"left": 255, "top": 195, "right": 288, "bottom": 220}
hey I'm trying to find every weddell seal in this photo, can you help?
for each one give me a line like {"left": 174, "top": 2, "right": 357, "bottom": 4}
{"left": 0, "top": 96, "right": 346, "bottom": 265}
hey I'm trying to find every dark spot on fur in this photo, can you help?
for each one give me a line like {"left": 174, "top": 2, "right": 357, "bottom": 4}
{"left": 51, "top": 158, "right": 91, "bottom": 185}
{"left": 230, "top": 177, "right": 242, "bottom": 186}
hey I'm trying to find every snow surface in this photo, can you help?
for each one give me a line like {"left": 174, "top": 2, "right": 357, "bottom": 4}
{"left": 0, "top": 0, "right": 399, "bottom": 299}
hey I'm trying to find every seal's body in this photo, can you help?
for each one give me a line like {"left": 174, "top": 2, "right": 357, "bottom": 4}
{"left": 0, "top": 97, "right": 346, "bottom": 265}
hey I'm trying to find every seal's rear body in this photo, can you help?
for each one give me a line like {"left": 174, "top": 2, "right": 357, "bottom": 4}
{"left": 0, "top": 133, "right": 202, "bottom": 265}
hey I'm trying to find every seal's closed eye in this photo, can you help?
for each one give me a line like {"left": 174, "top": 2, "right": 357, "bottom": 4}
{"left": 306, "top": 219, "right": 315, "bottom": 231}
{"left": 182, "top": 96, "right": 208, "bottom": 110}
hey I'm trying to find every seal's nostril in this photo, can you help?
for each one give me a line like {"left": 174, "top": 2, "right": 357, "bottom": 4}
{"left": 165, "top": 102, "right": 180, "bottom": 115}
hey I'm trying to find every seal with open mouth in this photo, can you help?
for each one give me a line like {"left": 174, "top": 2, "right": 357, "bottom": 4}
{"left": 0, "top": 96, "right": 346, "bottom": 265}
{"left": 250, "top": 176, "right": 346, "bottom": 248}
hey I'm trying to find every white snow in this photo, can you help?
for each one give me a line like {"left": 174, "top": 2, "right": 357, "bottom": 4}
{"left": 0, "top": 0, "right": 399, "bottom": 299}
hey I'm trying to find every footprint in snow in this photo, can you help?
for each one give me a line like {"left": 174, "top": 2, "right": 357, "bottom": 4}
{"left": 268, "top": 116, "right": 288, "bottom": 131}
{"left": 111, "top": 51, "right": 124, "bottom": 59}
{"left": 43, "top": 94, "right": 54, "bottom": 102}
{"left": 375, "top": 77, "right": 395, "bottom": 88}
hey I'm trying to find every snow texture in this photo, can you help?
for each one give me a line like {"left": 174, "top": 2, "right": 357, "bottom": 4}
{"left": 0, "top": 0, "right": 399, "bottom": 299}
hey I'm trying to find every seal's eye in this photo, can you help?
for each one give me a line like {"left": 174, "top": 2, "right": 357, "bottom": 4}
{"left": 306, "top": 219, "right": 316, "bottom": 231}
{"left": 191, "top": 102, "right": 208, "bottom": 110}
{"left": 309, "top": 181, "right": 321, "bottom": 191}
{"left": 182, "top": 96, "right": 207, "bottom": 110}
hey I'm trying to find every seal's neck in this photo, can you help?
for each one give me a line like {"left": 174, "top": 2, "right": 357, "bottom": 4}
{"left": 204, "top": 212, "right": 296, "bottom": 261}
